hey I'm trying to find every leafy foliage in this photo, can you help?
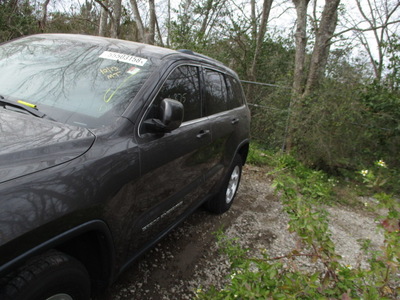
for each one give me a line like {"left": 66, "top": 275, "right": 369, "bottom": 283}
{"left": 0, "top": 1, "right": 38, "bottom": 42}
{"left": 197, "top": 152, "right": 400, "bottom": 299}
{"left": 384, "top": 34, "right": 400, "bottom": 90}
{"left": 284, "top": 77, "right": 400, "bottom": 176}
{"left": 359, "top": 84, "right": 400, "bottom": 168}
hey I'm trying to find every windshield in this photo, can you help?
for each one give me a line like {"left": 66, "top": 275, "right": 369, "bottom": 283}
{"left": 0, "top": 36, "right": 157, "bottom": 128}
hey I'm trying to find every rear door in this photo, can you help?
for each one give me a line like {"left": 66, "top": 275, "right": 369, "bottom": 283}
{"left": 202, "top": 69, "right": 246, "bottom": 184}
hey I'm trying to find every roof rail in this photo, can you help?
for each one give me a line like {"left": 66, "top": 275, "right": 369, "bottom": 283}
{"left": 176, "top": 49, "right": 224, "bottom": 66}
{"left": 177, "top": 49, "right": 195, "bottom": 55}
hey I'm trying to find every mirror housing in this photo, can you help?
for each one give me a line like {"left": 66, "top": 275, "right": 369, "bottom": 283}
{"left": 144, "top": 98, "right": 184, "bottom": 133}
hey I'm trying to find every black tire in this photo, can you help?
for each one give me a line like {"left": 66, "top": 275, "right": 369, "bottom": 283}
{"left": 0, "top": 251, "right": 91, "bottom": 300}
{"left": 205, "top": 154, "right": 243, "bottom": 214}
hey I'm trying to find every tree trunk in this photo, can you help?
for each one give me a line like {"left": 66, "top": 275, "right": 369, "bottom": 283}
{"left": 286, "top": 0, "right": 311, "bottom": 152}
{"left": 110, "top": 0, "right": 122, "bottom": 38}
{"left": 39, "top": 0, "right": 51, "bottom": 31}
{"left": 304, "top": 0, "right": 340, "bottom": 97}
{"left": 251, "top": 0, "right": 257, "bottom": 42}
{"left": 167, "top": 0, "right": 171, "bottom": 47}
{"left": 155, "top": 16, "right": 164, "bottom": 46}
{"left": 292, "top": 0, "right": 309, "bottom": 97}
{"left": 130, "top": 0, "right": 145, "bottom": 42}
{"left": 199, "top": 0, "right": 213, "bottom": 39}
{"left": 98, "top": 0, "right": 109, "bottom": 36}
{"left": 181, "top": 0, "right": 193, "bottom": 36}
{"left": 146, "top": 0, "right": 156, "bottom": 44}
{"left": 249, "top": 0, "right": 273, "bottom": 82}
{"left": 286, "top": 0, "right": 341, "bottom": 151}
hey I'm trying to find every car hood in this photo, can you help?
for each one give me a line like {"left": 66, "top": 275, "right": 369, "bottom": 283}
{"left": 0, "top": 110, "right": 95, "bottom": 184}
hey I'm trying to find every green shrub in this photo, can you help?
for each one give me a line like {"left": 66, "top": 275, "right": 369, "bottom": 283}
{"left": 197, "top": 153, "right": 400, "bottom": 299}
{"left": 246, "top": 144, "right": 273, "bottom": 166}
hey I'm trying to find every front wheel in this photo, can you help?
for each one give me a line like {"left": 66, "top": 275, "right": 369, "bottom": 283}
{"left": 0, "top": 251, "right": 91, "bottom": 300}
{"left": 205, "top": 154, "right": 243, "bottom": 214}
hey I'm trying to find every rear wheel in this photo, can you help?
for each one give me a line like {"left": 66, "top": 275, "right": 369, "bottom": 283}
{"left": 205, "top": 154, "right": 243, "bottom": 214}
{"left": 0, "top": 251, "right": 91, "bottom": 300}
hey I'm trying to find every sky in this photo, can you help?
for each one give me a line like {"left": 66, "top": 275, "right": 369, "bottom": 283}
{"left": 46, "top": 0, "right": 399, "bottom": 65}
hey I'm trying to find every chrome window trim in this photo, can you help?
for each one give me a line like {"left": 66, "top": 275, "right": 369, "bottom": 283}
{"left": 205, "top": 105, "right": 247, "bottom": 120}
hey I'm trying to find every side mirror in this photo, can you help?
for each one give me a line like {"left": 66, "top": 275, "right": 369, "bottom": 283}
{"left": 144, "top": 98, "right": 184, "bottom": 133}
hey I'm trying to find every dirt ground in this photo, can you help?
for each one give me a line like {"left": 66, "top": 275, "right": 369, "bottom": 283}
{"left": 100, "top": 165, "right": 384, "bottom": 300}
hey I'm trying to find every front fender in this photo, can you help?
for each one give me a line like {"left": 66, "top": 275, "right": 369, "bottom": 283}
{"left": 0, "top": 219, "right": 115, "bottom": 284}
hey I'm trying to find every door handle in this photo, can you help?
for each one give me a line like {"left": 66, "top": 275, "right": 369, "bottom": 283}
{"left": 231, "top": 118, "right": 239, "bottom": 125}
{"left": 196, "top": 130, "right": 210, "bottom": 139}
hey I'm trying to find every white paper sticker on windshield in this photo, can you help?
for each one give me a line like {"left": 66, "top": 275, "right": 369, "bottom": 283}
{"left": 99, "top": 51, "right": 148, "bottom": 66}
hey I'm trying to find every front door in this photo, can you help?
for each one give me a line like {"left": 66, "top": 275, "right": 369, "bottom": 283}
{"left": 134, "top": 64, "right": 213, "bottom": 249}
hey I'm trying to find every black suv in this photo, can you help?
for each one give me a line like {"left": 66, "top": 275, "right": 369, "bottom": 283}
{"left": 0, "top": 34, "right": 250, "bottom": 299}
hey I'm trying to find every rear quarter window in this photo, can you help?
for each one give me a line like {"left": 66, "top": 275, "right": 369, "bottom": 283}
{"left": 226, "top": 75, "right": 244, "bottom": 109}
{"left": 204, "top": 69, "right": 228, "bottom": 116}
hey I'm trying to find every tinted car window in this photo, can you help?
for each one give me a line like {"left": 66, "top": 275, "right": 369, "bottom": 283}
{"left": 226, "top": 76, "right": 244, "bottom": 109}
{"left": 0, "top": 36, "right": 157, "bottom": 128}
{"left": 204, "top": 69, "right": 228, "bottom": 115}
{"left": 146, "top": 65, "right": 201, "bottom": 122}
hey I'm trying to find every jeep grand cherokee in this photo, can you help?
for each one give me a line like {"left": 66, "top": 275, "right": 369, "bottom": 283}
{"left": 0, "top": 34, "right": 250, "bottom": 300}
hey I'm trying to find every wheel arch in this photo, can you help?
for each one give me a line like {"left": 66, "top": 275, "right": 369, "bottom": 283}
{"left": 0, "top": 220, "right": 115, "bottom": 294}
{"left": 236, "top": 139, "right": 250, "bottom": 165}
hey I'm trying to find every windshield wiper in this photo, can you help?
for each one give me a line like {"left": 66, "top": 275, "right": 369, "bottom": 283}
{"left": 0, "top": 95, "right": 45, "bottom": 118}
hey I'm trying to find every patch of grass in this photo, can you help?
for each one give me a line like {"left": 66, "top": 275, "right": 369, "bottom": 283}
{"left": 197, "top": 152, "right": 400, "bottom": 299}
{"left": 246, "top": 143, "right": 273, "bottom": 166}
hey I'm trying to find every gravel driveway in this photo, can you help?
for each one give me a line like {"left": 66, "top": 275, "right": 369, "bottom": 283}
{"left": 99, "top": 165, "right": 383, "bottom": 299}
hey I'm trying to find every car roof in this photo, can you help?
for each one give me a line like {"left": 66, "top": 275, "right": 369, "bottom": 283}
{"left": 18, "top": 34, "right": 229, "bottom": 70}
{"left": 17, "top": 33, "right": 220, "bottom": 63}
{"left": 20, "top": 33, "right": 176, "bottom": 57}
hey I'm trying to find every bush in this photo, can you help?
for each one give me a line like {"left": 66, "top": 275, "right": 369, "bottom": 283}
{"left": 0, "top": 2, "right": 38, "bottom": 42}
{"left": 197, "top": 153, "right": 400, "bottom": 299}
